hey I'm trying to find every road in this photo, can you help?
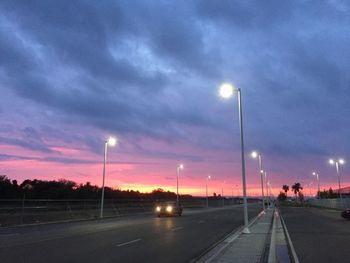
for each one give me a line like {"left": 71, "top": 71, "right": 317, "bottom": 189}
{"left": 280, "top": 206, "right": 350, "bottom": 263}
{"left": 0, "top": 204, "right": 261, "bottom": 263}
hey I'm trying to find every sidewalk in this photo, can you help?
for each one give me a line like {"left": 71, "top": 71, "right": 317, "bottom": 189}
{"left": 198, "top": 209, "right": 274, "bottom": 263}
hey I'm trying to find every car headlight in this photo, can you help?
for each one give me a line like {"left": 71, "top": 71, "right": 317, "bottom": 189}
{"left": 166, "top": 206, "right": 173, "bottom": 212}
{"left": 156, "top": 206, "right": 161, "bottom": 212}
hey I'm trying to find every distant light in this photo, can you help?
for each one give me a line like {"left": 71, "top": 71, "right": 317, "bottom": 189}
{"left": 156, "top": 206, "right": 161, "bottom": 212}
{"left": 312, "top": 172, "right": 316, "bottom": 176}
{"left": 260, "top": 170, "right": 264, "bottom": 173}
{"left": 166, "top": 205, "right": 173, "bottom": 212}
{"left": 208, "top": 175, "right": 211, "bottom": 180}
{"left": 219, "top": 83, "right": 234, "bottom": 99}
{"left": 339, "top": 159, "right": 345, "bottom": 165}
{"left": 107, "top": 137, "right": 117, "bottom": 146}
{"left": 251, "top": 151, "right": 258, "bottom": 159}
{"left": 329, "top": 159, "right": 335, "bottom": 165}
{"left": 179, "top": 164, "right": 184, "bottom": 169}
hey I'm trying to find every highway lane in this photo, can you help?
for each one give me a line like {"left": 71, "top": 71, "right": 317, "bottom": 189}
{"left": 0, "top": 204, "right": 261, "bottom": 263}
{"left": 280, "top": 206, "right": 350, "bottom": 263}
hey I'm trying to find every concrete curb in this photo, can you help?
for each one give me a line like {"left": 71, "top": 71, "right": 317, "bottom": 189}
{"left": 268, "top": 210, "right": 277, "bottom": 263}
{"left": 279, "top": 209, "right": 300, "bottom": 263}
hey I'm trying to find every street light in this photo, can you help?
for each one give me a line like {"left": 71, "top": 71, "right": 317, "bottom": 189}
{"left": 206, "top": 175, "right": 211, "bottom": 208}
{"left": 176, "top": 164, "right": 184, "bottom": 205}
{"left": 329, "top": 158, "right": 345, "bottom": 200}
{"left": 267, "top": 181, "right": 273, "bottom": 207}
{"left": 251, "top": 151, "right": 266, "bottom": 212}
{"left": 219, "top": 83, "right": 249, "bottom": 233}
{"left": 100, "top": 136, "right": 117, "bottom": 218}
{"left": 264, "top": 171, "right": 270, "bottom": 209}
{"left": 312, "top": 172, "right": 320, "bottom": 199}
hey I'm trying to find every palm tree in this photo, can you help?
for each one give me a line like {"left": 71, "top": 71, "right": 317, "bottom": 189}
{"left": 282, "top": 185, "right": 289, "bottom": 196}
{"left": 292, "top": 183, "right": 303, "bottom": 202}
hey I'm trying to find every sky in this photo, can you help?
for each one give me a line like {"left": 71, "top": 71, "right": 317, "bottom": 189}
{"left": 0, "top": 0, "right": 349, "bottom": 196}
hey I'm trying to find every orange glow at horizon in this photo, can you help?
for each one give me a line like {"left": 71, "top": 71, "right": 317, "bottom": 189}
{"left": 1, "top": 144, "right": 349, "bottom": 198}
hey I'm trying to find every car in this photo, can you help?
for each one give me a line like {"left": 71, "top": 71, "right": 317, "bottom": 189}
{"left": 341, "top": 208, "right": 350, "bottom": 219}
{"left": 155, "top": 202, "right": 183, "bottom": 217}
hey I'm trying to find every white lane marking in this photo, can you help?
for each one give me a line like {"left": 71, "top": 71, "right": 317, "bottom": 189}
{"left": 171, "top": 227, "right": 183, "bottom": 232}
{"left": 117, "top": 238, "right": 141, "bottom": 247}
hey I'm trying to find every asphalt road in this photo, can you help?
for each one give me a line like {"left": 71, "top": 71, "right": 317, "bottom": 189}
{"left": 280, "top": 206, "right": 350, "bottom": 263}
{"left": 0, "top": 204, "right": 261, "bottom": 263}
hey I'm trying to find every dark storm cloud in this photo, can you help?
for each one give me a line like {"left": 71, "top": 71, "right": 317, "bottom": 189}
{"left": 0, "top": 0, "right": 220, "bottom": 144}
{"left": 0, "top": 0, "right": 350, "bottom": 172}
{"left": 193, "top": 0, "right": 350, "bottom": 160}
{"left": 0, "top": 126, "right": 55, "bottom": 153}
{"left": 0, "top": 153, "right": 159, "bottom": 165}
{"left": 195, "top": 0, "right": 295, "bottom": 29}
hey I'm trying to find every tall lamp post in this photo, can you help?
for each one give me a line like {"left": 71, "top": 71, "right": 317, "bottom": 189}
{"left": 312, "top": 172, "right": 320, "bottom": 199}
{"left": 251, "top": 151, "right": 265, "bottom": 212}
{"left": 267, "top": 181, "right": 273, "bottom": 206}
{"left": 329, "top": 159, "right": 345, "bottom": 200}
{"left": 206, "top": 175, "right": 211, "bottom": 208}
{"left": 100, "top": 137, "right": 117, "bottom": 218}
{"left": 264, "top": 171, "right": 270, "bottom": 209}
{"left": 219, "top": 83, "right": 249, "bottom": 234}
{"left": 176, "top": 164, "right": 184, "bottom": 205}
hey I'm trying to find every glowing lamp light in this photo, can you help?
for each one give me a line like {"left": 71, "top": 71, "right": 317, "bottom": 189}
{"left": 312, "top": 172, "right": 316, "bottom": 176}
{"left": 166, "top": 205, "right": 173, "bottom": 212}
{"left": 107, "top": 137, "right": 117, "bottom": 146}
{"left": 339, "top": 159, "right": 345, "bottom": 165}
{"left": 219, "top": 83, "right": 234, "bottom": 99}
{"left": 179, "top": 164, "right": 184, "bottom": 169}
{"left": 329, "top": 159, "right": 335, "bottom": 165}
{"left": 251, "top": 151, "right": 258, "bottom": 159}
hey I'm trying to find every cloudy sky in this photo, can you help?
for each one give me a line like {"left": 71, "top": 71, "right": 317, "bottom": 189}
{"left": 0, "top": 0, "right": 349, "bottom": 196}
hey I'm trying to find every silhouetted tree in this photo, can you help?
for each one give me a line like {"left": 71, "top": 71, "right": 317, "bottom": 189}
{"left": 291, "top": 183, "right": 303, "bottom": 202}
{"left": 282, "top": 185, "right": 289, "bottom": 196}
{"left": 0, "top": 177, "right": 193, "bottom": 200}
{"left": 319, "top": 188, "right": 338, "bottom": 199}
{"left": 0, "top": 175, "right": 20, "bottom": 198}
{"left": 277, "top": 192, "right": 287, "bottom": 202}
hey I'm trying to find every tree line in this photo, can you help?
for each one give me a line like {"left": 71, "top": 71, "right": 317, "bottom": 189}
{"left": 0, "top": 175, "right": 194, "bottom": 200}
{"left": 278, "top": 182, "right": 341, "bottom": 202}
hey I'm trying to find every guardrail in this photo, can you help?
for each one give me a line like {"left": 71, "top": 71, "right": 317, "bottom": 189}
{"left": 0, "top": 198, "right": 245, "bottom": 226}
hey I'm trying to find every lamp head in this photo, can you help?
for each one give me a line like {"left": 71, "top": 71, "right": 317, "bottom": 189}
{"left": 219, "top": 83, "right": 234, "bottom": 99}
{"left": 178, "top": 164, "right": 184, "bottom": 169}
{"left": 251, "top": 151, "right": 258, "bottom": 159}
{"left": 107, "top": 137, "right": 117, "bottom": 146}
{"left": 329, "top": 159, "right": 335, "bottom": 165}
{"left": 339, "top": 159, "right": 345, "bottom": 165}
